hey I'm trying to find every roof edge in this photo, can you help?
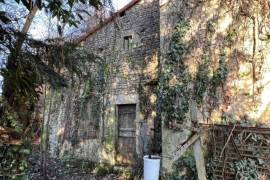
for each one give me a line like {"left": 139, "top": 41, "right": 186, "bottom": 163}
{"left": 76, "top": 0, "right": 141, "bottom": 43}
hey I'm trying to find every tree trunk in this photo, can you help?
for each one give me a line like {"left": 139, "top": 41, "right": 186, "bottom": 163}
{"left": 41, "top": 87, "right": 53, "bottom": 180}
{"left": 3, "top": 5, "right": 38, "bottom": 104}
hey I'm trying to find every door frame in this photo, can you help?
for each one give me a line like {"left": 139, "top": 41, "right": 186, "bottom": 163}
{"left": 114, "top": 94, "right": 141, "bottom": 165}
{"left": 115, "top": 103, "right": 137, "bottom": 165}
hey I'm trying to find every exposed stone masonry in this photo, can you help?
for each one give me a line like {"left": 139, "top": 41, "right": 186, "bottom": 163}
{"left": 48, "top": 0, "right": 160, "bottom": 164}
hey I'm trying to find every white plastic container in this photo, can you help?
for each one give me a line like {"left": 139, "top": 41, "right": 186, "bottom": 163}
{"left": 143, "top": 155, "right": 161, "bottom": 180}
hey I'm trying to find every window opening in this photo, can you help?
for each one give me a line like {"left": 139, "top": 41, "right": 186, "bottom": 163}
{"left": 119, "top": 11, "right": 126, "bottom": 17}
{"left": 123, "top": 35, "right": 132, "bottom": 51}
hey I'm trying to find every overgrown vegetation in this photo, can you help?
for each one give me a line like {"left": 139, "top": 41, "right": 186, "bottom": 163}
{"left": 160, "top": 16, "right": 228, "bottom": 127}
{"left": 159, "top": 17, "right": 191, "bottom": 127}
{"left": 93, "top": 163, "right": 133, "bottom": 179}
{"left": 207, "top": 124, "right": 270, "bottom": 179}
{"left": 0, "top": 0, "right": 105, "bottom": 178}
{"left": 78, "top": 61, "right": 109, "bottom": 130}
{"left": 165, "top": 152, "right": 198, "bottom": 180}
{"left": 0, "top": 40, "right": 99, "bottom": 178}
{"left": 230, "top": 159, "right": 260, "bottom": 180}
{"left": 162, "top": 0, "right": 270, "bottom": 176}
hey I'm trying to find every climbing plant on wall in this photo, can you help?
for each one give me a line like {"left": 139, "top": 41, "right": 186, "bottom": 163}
{"left": 159, "top": 17, "right": 192, "bottom": 127}
{"left": 160, "top": 15, "right": 229, "bottom": 128}
{"left": 78, "top": 61, "right": 109, "bottom": 130}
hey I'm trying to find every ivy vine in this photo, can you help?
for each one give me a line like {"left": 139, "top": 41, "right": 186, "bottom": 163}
{"left": 230, "top": 159, "right": 260, "bottom": 180}
{"left": 160, "top": 16, "right": 229, "bottom": 128}
{"left": 159, "top": 17, "right": 192, "bottom": 126}
{"left": 78, "top": 61, "right": 109, "bottom": 130}
{"left": 165, "top": 152, "right": 198, "bottom": 180}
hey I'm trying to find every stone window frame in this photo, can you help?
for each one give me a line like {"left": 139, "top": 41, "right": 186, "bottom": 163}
{"left": 123, "top": 35, "right": 133, "bottom": 51}
{"left": 121, "top": 30, "right": 140, "bottom": 52}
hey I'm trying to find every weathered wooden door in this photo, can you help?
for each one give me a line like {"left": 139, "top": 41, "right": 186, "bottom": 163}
{"left": 116, "top": 104, "right": 136, "bottom": 165}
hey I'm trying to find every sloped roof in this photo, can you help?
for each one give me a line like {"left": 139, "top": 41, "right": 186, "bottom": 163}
{"left": 76, "top": 0, "right": 141, "bottom": 43}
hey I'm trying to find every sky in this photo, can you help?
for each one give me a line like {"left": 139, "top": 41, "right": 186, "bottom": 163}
{"left": 113, "top": 0, "right": 131, "bottom": 10}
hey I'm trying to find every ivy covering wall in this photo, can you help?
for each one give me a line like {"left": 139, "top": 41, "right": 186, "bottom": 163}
{"left": 161, "top": 0, "right": 270, "bottom": 176}
{"left": 160, "top": 15, "right": 228, "bottom": 128}
{"left": 160, "top": 0, "right": 270, "bottom": 129}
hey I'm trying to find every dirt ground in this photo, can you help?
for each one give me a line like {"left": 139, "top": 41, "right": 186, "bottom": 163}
{"left": 26, "top": 151, "right": 136, "bottom": 180}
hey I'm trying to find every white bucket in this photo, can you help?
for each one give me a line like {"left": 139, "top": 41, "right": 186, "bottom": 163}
{"left": 143, "top": 155, "right": 161, "bottom": 180}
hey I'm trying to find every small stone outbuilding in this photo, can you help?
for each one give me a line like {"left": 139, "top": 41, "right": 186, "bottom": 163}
{"left": 48, "top": 0, "right": 161, "bottom": 165}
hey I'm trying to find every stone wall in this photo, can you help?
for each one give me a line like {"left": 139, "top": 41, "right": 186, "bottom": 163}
{"left": 47, "top": 0, "right": 160, "bottom": 164}
{"left": 45, "top": 0, "right": 270, "bottom": 172}
{"left": 160, "top": 0, "right": 270, "bottom": 173}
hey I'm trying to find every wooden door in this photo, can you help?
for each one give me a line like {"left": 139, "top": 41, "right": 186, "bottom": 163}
{"left": 116, "top": 104, "right": 136, "bottom": 165}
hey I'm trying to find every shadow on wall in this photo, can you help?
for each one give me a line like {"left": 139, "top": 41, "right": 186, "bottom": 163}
{"left": 160, "top": 0, "right": 270, "bottom": 127}
{"left": 160, "top": 0, "right": 270, "bottom": 174}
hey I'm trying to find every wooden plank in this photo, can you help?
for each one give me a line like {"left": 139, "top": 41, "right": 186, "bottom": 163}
{"left": 116, "top": 104, "right": 136, "bottom": 165}
{"left": 199, "top": 123, "right": 270, "bottom": 134}
{"left": 191, "top": 101, "right": 207, "bottom": 180}
{"left": 193, "top": 139, "right": 207, "bottom": 180}
{"left": 172, "top": 133, "right": 201, "bottom": 162}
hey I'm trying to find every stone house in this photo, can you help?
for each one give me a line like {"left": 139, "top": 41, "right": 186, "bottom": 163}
{"left": 48, "top": 0, "right": 160, "bottom": 165}
{"left": 47, "top": 0, "right": 270, "bottom": 174}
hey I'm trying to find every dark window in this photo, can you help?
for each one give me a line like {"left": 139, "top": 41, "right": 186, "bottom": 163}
{"left": 123, "top": 35, "right": 132, "bottom": 50}
{"left": 119, "top": 11, "right": 126, "bottom": 17}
